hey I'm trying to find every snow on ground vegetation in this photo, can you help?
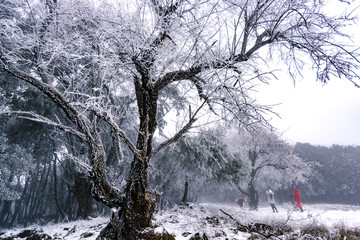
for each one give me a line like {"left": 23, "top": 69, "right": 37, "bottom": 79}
{"left": 1, "top": 203, "right": 360, "bottom": 239}
{"left": 154, "top": 203, "right": 360, "bottom": 239}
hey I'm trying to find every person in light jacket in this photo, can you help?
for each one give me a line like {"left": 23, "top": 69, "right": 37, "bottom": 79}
{"left": 266, "top": 190, "right": 278, "bottom": 213}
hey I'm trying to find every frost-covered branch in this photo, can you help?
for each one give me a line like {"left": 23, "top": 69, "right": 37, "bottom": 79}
{"left": 75, "top": 103, "right": 139, "bottom": 157}
{"left": 58, "top": 152, "right": 92, "bottom": 172}
{"left": 0, "top": 110, "right": 86, "bottom": 140}
{"left": 0, "top": 53, "right": 94, "bottom": 142}
{"left": 152, "top": 92, "right": 213, "bottom": 156}
{"left": 152, "top": 117, "right": 196, "bottom": 156}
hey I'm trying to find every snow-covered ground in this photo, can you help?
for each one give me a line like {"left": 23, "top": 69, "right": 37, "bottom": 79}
{"left": 154, "top": 203, "right": 360, "bottom": 239}
{"left": 0, "top": 217, "right": 109, "bottom": 240}
{"left": 1, "top": 203, "right": 360, "bottom": 239}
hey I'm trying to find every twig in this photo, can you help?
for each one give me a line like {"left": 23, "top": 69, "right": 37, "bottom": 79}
{"left": 287, "top": 210, "right": 328, "bottom": 222}
{"left": 58, "top": 152, "right": 92, "bottom": 172}
{"left": 220, "top": 209, "right": 282, "bottom": 239}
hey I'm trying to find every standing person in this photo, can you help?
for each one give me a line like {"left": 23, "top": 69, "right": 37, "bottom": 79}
{"left": 266, "top": 190, "right": 278, "bottom": 213}
{"left": 292, "top": 188, "right": 304, "bottom": 212}
{"left": 237, "top": 198, "right": 245, "bottom": 208}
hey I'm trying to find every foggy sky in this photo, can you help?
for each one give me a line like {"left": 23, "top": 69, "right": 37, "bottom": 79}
{"left": 257, "top": 75, "right": 360, "bottom": 146}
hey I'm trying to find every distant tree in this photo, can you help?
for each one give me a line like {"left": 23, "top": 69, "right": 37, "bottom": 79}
{"left": 151, "top": 129, "right": 242, "bottom": 207}
{"left": 0, "top": 133, "right": 34, "bottom": 226}
{"left": 223, "top": 128, "right": 312, "bottom": 210}
{"left": 0, "top": 134, "right": 34, "bottom": 201}
{"left": 1, "top": 0, "right": 359, "bottom": 238}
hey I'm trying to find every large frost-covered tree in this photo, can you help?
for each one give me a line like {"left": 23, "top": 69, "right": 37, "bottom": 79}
{"left": 0, "top": 0, "right": 359, "bottom": 238}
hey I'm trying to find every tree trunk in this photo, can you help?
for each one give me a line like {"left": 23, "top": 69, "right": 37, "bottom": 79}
{"left": 72, "top": 172, "right": 96, "bottom": 219}
{"left": 96, "top": 156, "right": 160, "bottom": 240}
{"left": 248, "top": 150, "right": 259, "bottom": 210}
{"left": 20, "top": 173, "right": 34, "bottom": 224}
{"left": 53, "top": 154, "right": 65, "bottom": 219}
{"left": 8, "top": 176, "right": 30, "bottom": 227}
{"left": 0, "top": 200, "right": 12, "bottom": 227}
{"left": 119, "top": 76, "right": 159, "bottom": 238}
{"left": 97, "top": 77, "right": 165, "bottom": 239}
{"left": 248, "top": 183, "right": 259, "bottom": 210}
{"left": 181, "top": 176, "right": 189, "bottom": 203}
{"left": 33, "top": 160, "right": 51, "bottom": 219}
{"left": 123, "top": 157, "right": 158, "bottom": 236}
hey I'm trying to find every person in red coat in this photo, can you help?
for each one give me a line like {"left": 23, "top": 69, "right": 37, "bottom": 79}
{"left": 292, "top": 188, "right": 304, "bottom": 212}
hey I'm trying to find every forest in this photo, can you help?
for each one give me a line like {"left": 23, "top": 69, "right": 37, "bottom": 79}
{"left": 1, "top": 0, "right": 360, "bottom": 239}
